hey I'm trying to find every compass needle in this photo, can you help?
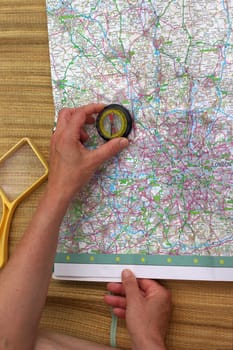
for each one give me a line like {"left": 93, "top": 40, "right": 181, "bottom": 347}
{"left": 109, "top": 113, "right": 116, "bottom": 136}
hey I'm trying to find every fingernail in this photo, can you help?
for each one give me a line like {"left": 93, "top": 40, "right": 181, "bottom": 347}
{"left": 120, "top": 138, "right": 129, "bottom": 148}
{"left": 122, "top": 269, "right": 133, "bottom": 279}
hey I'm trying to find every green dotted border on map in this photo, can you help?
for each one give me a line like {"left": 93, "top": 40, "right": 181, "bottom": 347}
{"left": 55, "top": 253, "right": 233, "bottom": 267}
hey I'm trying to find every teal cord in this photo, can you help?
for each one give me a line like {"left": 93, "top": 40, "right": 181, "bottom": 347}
{"left": 110, "top": 311, "right": 118, "bottom": 347}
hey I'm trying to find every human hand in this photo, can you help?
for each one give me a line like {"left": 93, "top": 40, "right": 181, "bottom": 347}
{"left": 48, "top": 104, "right": 129, "bottom": 201}
{"left": 104, "top": 270, "right": 171, "bottom": 350}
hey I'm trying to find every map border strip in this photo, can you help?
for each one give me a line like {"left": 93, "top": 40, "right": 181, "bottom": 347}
{"left": 55, "top": 253, "right": 233, "bottom": 267}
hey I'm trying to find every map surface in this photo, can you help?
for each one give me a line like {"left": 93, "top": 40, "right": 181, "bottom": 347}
{"left": 47, "top": 0, "right": 233, "bottom": 268}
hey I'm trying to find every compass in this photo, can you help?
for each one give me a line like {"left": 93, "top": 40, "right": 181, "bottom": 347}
{"left": 96, "top": 104, "right": 133, "bottom": 141}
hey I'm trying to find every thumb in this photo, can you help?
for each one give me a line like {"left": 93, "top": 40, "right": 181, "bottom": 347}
{"left": 122, "top": 269, "right": 140, "bottom": 302}
{"left": 91, "top": 137, "right": 129, "bottom": 166}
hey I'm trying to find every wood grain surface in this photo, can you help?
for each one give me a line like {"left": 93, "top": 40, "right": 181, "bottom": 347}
{"left": 0, "top": 1, "right": 232, "bottom": 349}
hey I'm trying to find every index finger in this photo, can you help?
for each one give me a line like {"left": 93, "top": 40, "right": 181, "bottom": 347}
{"left": 75, "top": 103, "right": 105, "bottom": 116}
{"left": 68, "top": 103, "right": 106, "bottom": 139}
{"left": 55, "top": 106, "right": 94, "bottom": 132}
{"left": 106, "top": 282, "right": 125, "bottom": 296}
{"left": 55, "top": 103, "right": 106, "bottom": 140}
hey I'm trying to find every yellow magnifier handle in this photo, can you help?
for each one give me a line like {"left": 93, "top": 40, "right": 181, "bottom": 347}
{"left": 0, "top": 138, "right": 49, "bottom": 269}
{"left": 0, "top": 199, "right": 15, "bottom": 268}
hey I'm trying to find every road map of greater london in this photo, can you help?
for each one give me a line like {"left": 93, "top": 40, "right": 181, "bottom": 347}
{"left": 47, "top": 0, "right": 233, "bottom": 269}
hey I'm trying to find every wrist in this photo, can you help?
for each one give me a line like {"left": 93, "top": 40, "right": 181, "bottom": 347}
{"left": 42, "top": 185, "right": 72, "bottom": 218}
{"left": 45, "top": 182, "right": 73, "bottom": 208}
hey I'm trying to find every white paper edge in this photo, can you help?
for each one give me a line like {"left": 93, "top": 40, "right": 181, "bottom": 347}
{"left": 53, "top": 263, "right": 233, "bottom": 282}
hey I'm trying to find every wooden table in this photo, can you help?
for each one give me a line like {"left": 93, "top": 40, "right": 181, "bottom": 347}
{"left": 0, "top": 1, "right": 232, "bottom": 349}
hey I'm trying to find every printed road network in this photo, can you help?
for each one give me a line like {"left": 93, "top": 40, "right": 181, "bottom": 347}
{"left": 47, "top": 0, "right": 233, "bottom": 259}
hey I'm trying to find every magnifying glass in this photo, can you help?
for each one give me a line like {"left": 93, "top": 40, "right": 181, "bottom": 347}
{"left": 0, "top": 138, "right": 48, "bottom": 268}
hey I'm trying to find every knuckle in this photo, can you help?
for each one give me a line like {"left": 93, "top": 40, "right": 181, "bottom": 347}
{"left": 123, "top": 277, "right": 138, "bottom": 292}
{"left": 123, "top": 278, "right": 132, "bottom": 287}
{"left": 58, "top": 107, "right": 69, "bottom": 117}
{"left": 52, "top": 128, "right": 68, "bottom": 149}
{"left": 154, "top": 282, "right": 172, "bottom": 303}
{"left": 118, "top": 297, "right": 126, "bottom": 309}
{"left": 159, "top": 287, "right": 172, "bottom": 306}
{"left": 57, "top": 108, "right": 73, "bottom": 123}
